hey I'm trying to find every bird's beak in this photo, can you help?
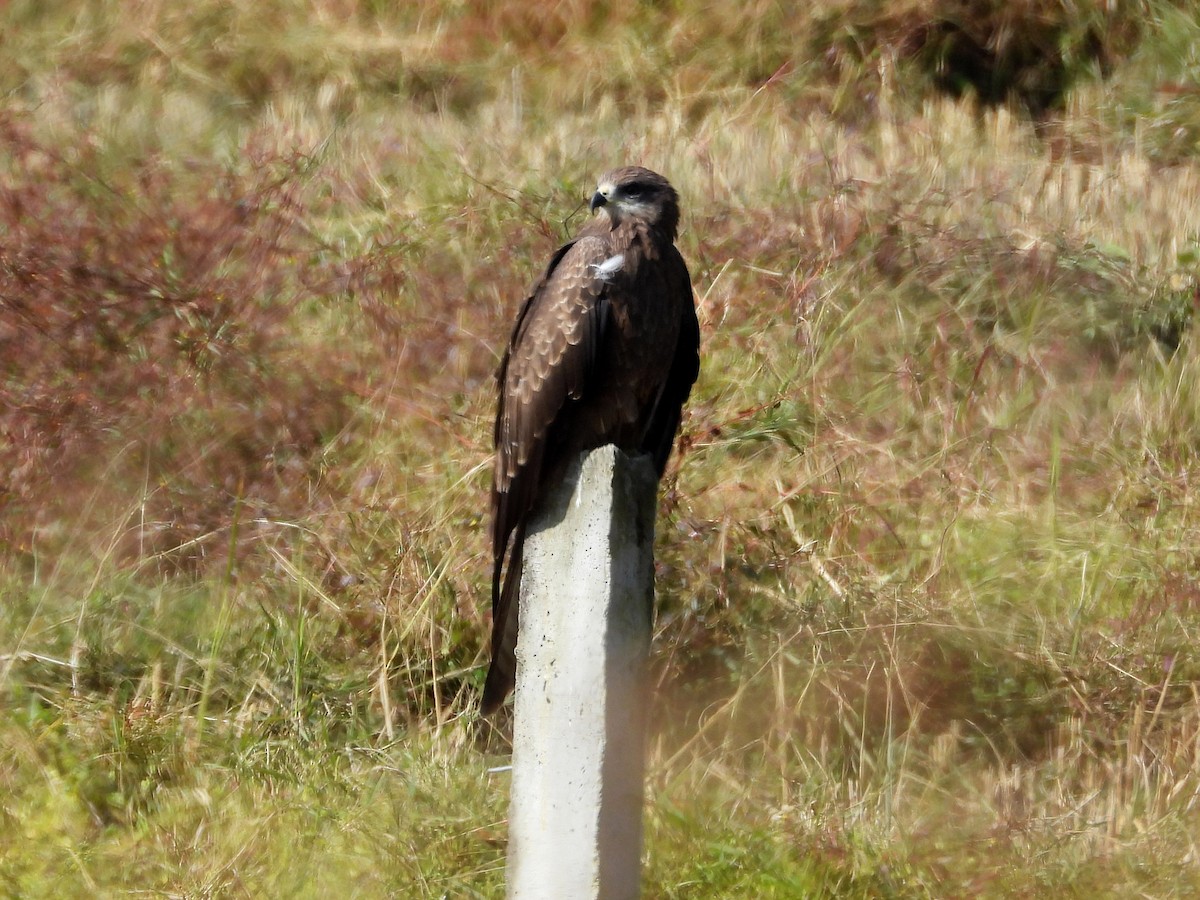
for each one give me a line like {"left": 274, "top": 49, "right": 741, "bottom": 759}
{"left": 589, "top": 190, "right": 608, "bottom": 213}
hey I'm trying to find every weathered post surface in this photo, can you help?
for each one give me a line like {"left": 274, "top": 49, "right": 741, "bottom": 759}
{"left": 506, "top": 445, "right": 657, "bottom": 900}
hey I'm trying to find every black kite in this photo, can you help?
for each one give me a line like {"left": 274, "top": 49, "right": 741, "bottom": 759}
{"left": 482, "top": 166, "right": 700, "bottom": 714}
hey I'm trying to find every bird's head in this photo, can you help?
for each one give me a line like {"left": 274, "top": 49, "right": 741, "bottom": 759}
{"left": 589, "top": 167, "right": 680, "bottom": 239}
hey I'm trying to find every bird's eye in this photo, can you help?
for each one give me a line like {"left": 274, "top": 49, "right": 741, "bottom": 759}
{"left": 624, "top": 183, "right": 647, "bottom": 199}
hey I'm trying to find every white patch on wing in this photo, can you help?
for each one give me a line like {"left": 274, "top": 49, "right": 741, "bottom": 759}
{"left": 589, "top": 253, "right": 625, "bottom": 283}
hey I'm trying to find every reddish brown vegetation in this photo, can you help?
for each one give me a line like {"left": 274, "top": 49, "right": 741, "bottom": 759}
{"left": 0, "top": 115, "right": 366, "bottom": 569}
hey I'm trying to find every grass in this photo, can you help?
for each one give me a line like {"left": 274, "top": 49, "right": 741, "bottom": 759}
{"left": 4, "top": 0, "right": 1200, "bottom": 895}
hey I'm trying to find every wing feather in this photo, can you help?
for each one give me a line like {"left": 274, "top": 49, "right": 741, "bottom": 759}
{"left": 640, "top": 245, "right": 700, "bottom": 476}
{"left": 483, "top": 234, "right": 615, "bottom": 713}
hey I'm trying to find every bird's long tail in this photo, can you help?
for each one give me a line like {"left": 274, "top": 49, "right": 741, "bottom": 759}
{"left": 481, "top": 526, "right": 524, "bottom": 715}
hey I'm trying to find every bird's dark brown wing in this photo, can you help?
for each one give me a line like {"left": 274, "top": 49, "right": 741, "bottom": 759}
{"left": 483, "top": 234, "right": 616, "bottom": 714}
{"left": 639, "top": 244, "right": 699, "bottom": 478}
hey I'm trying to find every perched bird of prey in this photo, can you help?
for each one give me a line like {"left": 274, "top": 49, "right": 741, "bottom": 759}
{"left": 482, "top": 166, "right": 700, "bottom": 715}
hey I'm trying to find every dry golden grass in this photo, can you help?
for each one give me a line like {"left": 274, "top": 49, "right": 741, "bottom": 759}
{"left": 3, "top": 0, "right": 1200, "bottom": 895}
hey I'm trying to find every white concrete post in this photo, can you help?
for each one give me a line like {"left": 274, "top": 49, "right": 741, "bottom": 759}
{"left": 506, "top": 445, "right": 657, "bottom": 900}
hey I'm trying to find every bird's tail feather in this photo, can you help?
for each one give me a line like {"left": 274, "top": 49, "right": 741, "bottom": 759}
{"left": 481, "top": 529, "right": 524, "bottom": 715}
